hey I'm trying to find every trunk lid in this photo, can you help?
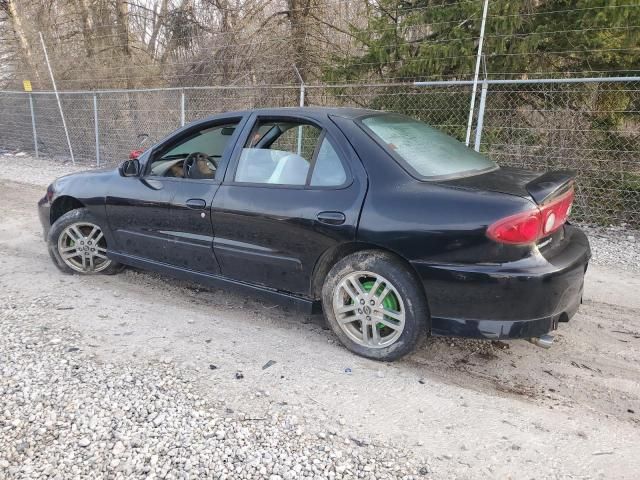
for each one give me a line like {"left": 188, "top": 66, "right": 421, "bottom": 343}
{"left": 443, "top": 166, "right": 575, "bottom": 205}
{"left": 444, "top": 166, "right": 576, "bottom": 252}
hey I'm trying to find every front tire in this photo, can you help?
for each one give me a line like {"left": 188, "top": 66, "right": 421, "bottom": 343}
{"left": 47, "top": 208, "right": 123, "bottom": 275}
{"left": 322, "top": 250, "right": 429, "bottom": 361}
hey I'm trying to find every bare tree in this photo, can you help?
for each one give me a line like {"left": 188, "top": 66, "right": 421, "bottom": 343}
{"left": 72, "top": 0, "right": 94, "bottom": 57}
{"left": 0, "top": 0, "right": 357, "bottom": 90}
{"left": 286, "top": 0, "right": 318, "bottom": 83}
{"left": 115, "top": 0, "right": 130, "bottom": 57}
{"left": 0, "top": 0, "right": 41, "bottom": 85}
{"left": 148, "top": 0, "right": 168, "bottom": 57}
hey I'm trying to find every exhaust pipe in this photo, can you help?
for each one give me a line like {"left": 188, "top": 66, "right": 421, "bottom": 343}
{"left": 529, "top": 334, "right": 554, "bottom": 349}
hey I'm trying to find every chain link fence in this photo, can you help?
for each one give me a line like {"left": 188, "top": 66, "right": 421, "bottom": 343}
{"left": 0, "top": 78, "right": 639, "bottom": 226}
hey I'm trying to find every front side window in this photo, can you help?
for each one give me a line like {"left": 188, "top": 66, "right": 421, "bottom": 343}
{"left": 361, "top": 114, "right": 497, "bottom": 180}
{"left": 235, "top": 120, "right": 347, "bottom": 187}
{"left": 149, "top": 122, "right": 238, "bottom": 180}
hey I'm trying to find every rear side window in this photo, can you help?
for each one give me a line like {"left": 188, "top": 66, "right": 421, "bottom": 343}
{"left": 235, "top": 119, "right": 347, "bottom": 187}
{"left": 310, "top": 139, "right": 346, "bottom": 187}
{"left": 361, "top": 114, "right": 497, "bottom": 180}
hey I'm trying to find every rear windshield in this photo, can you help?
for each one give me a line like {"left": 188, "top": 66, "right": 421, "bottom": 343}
{"left": 360, "top": 113, "right": 497, "bottom": 180}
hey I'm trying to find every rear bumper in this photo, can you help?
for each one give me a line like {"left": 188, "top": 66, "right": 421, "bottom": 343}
{"left": 429, "top": 289, "right": 582, "bottom": 339}
{"left": 412, "top": 225, "right": 590, "bottom": 340}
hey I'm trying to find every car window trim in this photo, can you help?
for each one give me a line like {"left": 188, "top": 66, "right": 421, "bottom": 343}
{"left": 304, "top": 129, "right": 325, "bottom": 186}
{"left": 226, "top": 114, "right": 353, "bottom": 190}
{"left": 144, "top": 116, "right": 245, "bottom": 182}
{"left": 355, "top": 113, "right": 499, "bottom": 182}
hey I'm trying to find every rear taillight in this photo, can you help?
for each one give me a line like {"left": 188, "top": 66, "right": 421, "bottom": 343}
{"left": 539, "top": 188, "right": 574, "bottom": 236}
{"left": 487, "top": 187, "right": 574, "bottom": 245}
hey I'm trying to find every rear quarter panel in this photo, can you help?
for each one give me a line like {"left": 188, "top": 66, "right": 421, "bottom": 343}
{"left": 358, "top": 180, "right": 537, "bottom": 265}
{"left": 331, "top": 114, "right": 535, "bottom": 264}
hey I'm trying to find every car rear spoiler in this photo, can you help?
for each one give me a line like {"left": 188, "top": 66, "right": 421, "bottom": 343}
{"left": 526, "top": 170, "right": 575, "bottom": 205}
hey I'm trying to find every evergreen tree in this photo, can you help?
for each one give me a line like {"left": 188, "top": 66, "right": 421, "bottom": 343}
{"left": 325, "top": 0, "right": 640, "bottom": 82}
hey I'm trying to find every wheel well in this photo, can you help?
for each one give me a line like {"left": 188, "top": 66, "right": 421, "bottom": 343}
{"left": 310, "top": 242, "right": 423, "bottom": 300}
{"left": 50, "top": 196, "right": 84, "bottom": 225}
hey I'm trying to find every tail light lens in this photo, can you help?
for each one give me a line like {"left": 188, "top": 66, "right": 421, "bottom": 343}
{"left": 487, "top": 187, "right": 574, "bottom": 245}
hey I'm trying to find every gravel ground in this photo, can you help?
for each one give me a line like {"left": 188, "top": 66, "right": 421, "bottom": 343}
{"left": 0, "top": 299, "right": 428, "bottom": 480}
{"left": 581, "top": 225, "right": 640, "bottom": 271}
{"left": 0, "top": 151, "right": 91, "bottom": 187}
{"left": 1, "top": 152, "right": 640, "bottom": 479}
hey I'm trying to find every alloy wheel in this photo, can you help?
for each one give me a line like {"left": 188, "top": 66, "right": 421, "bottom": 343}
{"left": 57, "top": 222, "right": 112, "bottom": 273}
{"left": 332, "top": 270, "right": 405, "bottom": 348}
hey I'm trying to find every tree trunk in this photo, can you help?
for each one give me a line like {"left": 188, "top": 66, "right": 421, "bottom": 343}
{"left": 160, "top": 0, "right": 191, "bottom": 66}
{"left": 115, "top": 0, "right": 130, "bottom": 57}
{"left": 213, "top": 0, "right": 237, "bottom": 84}
{"left": 114, "top": 0, "right": 134, "bottom": 89}
{"left": 286, "top": 0, "right": 316, "bottom": 84}
{"left": 148, "top": 0, "right": 168, "bottom": 57}
{"left": 1, "top": 0, "right": 42, "bottom": 85}
{"left": 73, "top": 0, "right": 94, "bottom": 57}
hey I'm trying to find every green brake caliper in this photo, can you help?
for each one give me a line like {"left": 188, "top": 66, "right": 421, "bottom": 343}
{"left": 362, "top": 280, "right": 398, "bottom": 330}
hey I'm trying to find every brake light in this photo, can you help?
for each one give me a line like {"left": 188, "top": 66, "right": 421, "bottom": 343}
{"left": 487, "top": 187, "right": 574, "bottom": 245}
{"left": 540, "top": 188, "right": 574, "bottom": 235}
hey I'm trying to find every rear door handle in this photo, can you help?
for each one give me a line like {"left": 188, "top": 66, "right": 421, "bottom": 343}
{"left": 186, "top": 198, "right": 207, "bottom": 210}
{"left": 316, "top": 211, "right": 346, "bottom": 225}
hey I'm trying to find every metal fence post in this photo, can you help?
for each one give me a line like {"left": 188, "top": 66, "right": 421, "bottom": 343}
{"left": 292, "top": 64, "right": 306, "bottom": 107}
{"left": 28, "top": 93, "right": 39, "bottom": 160}
{"left": 465, "top": 0, "right": 489, "bottom": 146}
{"left": 39, "top": 32, "right": 75, "bottom": 164}
{"left": 296, "top": 84, "right": 306, "bottom": 155}
{"left": 180, "top": 89, "right": 185, "bottom": 127}
{"left": 474, "top": 81, "right": 489, "bottom": 152}
{"left": 293, "top": 65, "right": 306, "bottom": 154}
{"left": 93, "top": 93, "right": 100, "bottom": 166}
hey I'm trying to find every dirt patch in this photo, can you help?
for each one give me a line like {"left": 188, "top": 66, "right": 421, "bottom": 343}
{"left": 1, "top": 175, "right": 640, "bottom": 478}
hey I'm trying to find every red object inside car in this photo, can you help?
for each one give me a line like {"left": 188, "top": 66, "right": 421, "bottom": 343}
{"left": 129, "top": 149, "right": 144, "bottom": 160}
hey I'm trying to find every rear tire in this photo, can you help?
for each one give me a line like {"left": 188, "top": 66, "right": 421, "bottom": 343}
{"left": 47, "top": 208, "right": 123, "bottom": 275}
{"left": 322, "top": 250, "right": 428, "bottom": 361}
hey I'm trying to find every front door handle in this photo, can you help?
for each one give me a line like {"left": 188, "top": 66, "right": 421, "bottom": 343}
{"left": 185, "top": 198, "right": 207, "bottom": 210}
{"left": 317, "top": 211, "right": 346, "bottom": 225}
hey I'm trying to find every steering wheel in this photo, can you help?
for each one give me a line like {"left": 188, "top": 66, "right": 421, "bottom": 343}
{"left": 184, "top": 152, "right": 217, "bottom": 179}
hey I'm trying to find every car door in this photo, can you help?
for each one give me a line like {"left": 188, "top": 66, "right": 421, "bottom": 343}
{"left": 105, "top": 149, "right": 178, "bottom": 264}
{"left": 146, "top": 117, "right": 245, "bottom": 273}
{"left": 106, "top": 117, "right": 245, "bottom": 270}
{"left": 211, "top": 113, "right": 367, "bottom": 296}
{"left": 162, "top": 118, "right": 241, "bottom": 273}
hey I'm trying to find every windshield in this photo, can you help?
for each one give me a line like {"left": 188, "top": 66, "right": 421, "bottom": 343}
{"left": 361, "top": 113, "right": 497, "bottom": 179}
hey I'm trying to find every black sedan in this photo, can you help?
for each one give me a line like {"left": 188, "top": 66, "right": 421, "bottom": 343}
{"left": 38, "top": 107, "right": 590, "bottom": 360}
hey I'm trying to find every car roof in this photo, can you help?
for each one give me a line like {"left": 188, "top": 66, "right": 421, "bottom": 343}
{"left": 200, "top": 106, "right": 382, "bottom": 123}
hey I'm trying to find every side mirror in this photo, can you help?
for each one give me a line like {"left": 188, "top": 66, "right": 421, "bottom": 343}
{"left": 119, "top": 159, "right": 140, "bottom": 177}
